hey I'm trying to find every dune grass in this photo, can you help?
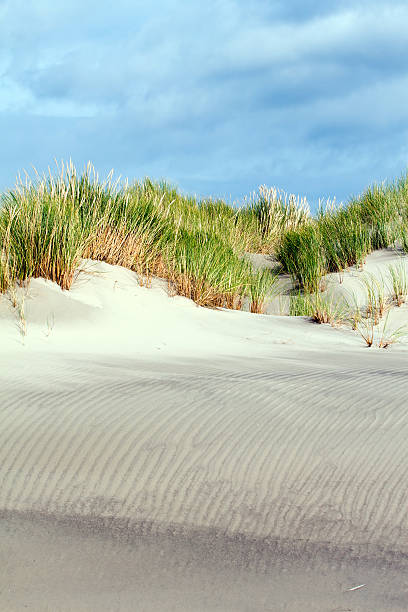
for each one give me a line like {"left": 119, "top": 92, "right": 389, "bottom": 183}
{"left": 276, "top": 173, "right": 408, "bottom": 292}
{"left": 1, "top": 161, "right": 408, "bottom": 328}
{"left": 0, "top": 162, "right": 286, "bottom": 313}
{"left": 277, "top": 224, "right": 324, "bottom": 293}
{"left": 388, "top": 261, "right": 408, "bottom": 306}
{"left": 378, "top": 312, "right": 408, "bottom": 348}
{"left": 357, "top": 309, "right": 408, "bottom": 349}
{"left": 360, "top": 272, "right": 390, "bottom": 325}
{"left": 241, "top": 185, "right": 311, "bottom": 253}
{"left": 343, "top": 272, "right": 408, "bottom": 347}
{"left": 289, "top": 290, "right": 348, "bottom": 326}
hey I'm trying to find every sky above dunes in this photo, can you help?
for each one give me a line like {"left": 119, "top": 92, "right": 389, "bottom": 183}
{"left": 1, "top": 0, "right": 407, "bottom": 208}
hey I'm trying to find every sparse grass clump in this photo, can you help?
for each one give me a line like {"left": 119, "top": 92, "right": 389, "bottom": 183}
{"left": 388, "top": 261, "right": 408, "bottom": 306}
{"left": 360, "top": 273, "right": 390, "bottom": 324}
{"left": 357, "top": 311, "right": 408, "bottom": 349}
{"left": 350, "top": 274, "right": 408, "bottom": 348}
{"left": 378, "top": 312, "right": 408, "bottom": 348}
{"left": 289, "top": 290, "right": 348, "bottom": 326}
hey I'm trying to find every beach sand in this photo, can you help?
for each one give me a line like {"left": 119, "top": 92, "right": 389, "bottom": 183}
{"left": 1, "top": 254, "right": 408, "bottom": 610}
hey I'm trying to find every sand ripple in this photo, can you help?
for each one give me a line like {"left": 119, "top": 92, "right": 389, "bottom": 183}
{"left": 1, "top": 351, "right": 408, "bottom": 559}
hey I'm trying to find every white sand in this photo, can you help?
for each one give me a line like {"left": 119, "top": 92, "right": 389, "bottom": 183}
{"left": 1, "top": 252, "right": 408, "bottom": 611}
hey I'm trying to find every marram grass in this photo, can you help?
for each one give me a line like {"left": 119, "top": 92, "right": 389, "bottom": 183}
{"left": 277, "top": 172, "right": 408, "bottom": 292}
{"left": 1, "top": 161, "right": 408, "bottom": 320}
{"left": 0, "top": 162, "right": 286, "bottom": 313}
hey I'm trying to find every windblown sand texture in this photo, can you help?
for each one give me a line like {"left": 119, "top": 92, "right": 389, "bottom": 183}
{"left": 1, "top": 254, "right": 408, "bottom": 611}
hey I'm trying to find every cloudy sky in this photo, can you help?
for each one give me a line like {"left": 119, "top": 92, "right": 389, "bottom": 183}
{"left": 1, "top": 0, "right": 407, "bottom": 209}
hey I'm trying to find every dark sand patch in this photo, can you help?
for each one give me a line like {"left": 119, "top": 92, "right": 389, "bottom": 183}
{"left": 2, "top": 511, "right": 408, "bottom": 611}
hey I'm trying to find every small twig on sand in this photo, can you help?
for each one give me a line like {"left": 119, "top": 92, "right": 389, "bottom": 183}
{"left": 346, "top": 583, "right": 366, "bottom": 591}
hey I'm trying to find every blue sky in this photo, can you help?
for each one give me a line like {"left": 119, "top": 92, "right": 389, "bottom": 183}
{"left": 1, "top": 0, "right": 407, "bottom": 209}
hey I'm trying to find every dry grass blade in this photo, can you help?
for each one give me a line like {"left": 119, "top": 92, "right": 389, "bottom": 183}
{"left": 378, "top": 311, "right": 408, "bottom": 348}
{"left": 344, "top": 290, "right": 363, "bottom": 330}
{"left": 388, "top": 261, "right": 408, "bottom": 306}
{"left": 356, "top": 316, "right": 375, "bottom": 347}
{"left": 360, "top": 272, "right": 390, "bottom": 324}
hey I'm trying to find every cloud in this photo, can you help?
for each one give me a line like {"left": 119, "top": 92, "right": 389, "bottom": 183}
{"left": 0, "top": 0, "right": 407, "bottom": 206}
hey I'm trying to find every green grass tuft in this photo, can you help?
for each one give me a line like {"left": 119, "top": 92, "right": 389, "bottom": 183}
{"left": 2, "top": 161, "right": 408, "bottom": 323}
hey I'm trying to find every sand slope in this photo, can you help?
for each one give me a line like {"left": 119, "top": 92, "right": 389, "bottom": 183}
{"left": 1, "top": 350, "right": 408, "bottom": 553}
{"left": 1, "top": 255, "right": 408, "bottom": 610}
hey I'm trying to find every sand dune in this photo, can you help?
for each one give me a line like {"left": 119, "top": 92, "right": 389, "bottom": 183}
{"left": 1, "top": 254, "right": 408, "bottom": 610}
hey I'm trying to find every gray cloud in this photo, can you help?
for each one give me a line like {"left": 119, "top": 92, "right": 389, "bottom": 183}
{"left": 0, "top": 0, "right": 407, "bottom": 208}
